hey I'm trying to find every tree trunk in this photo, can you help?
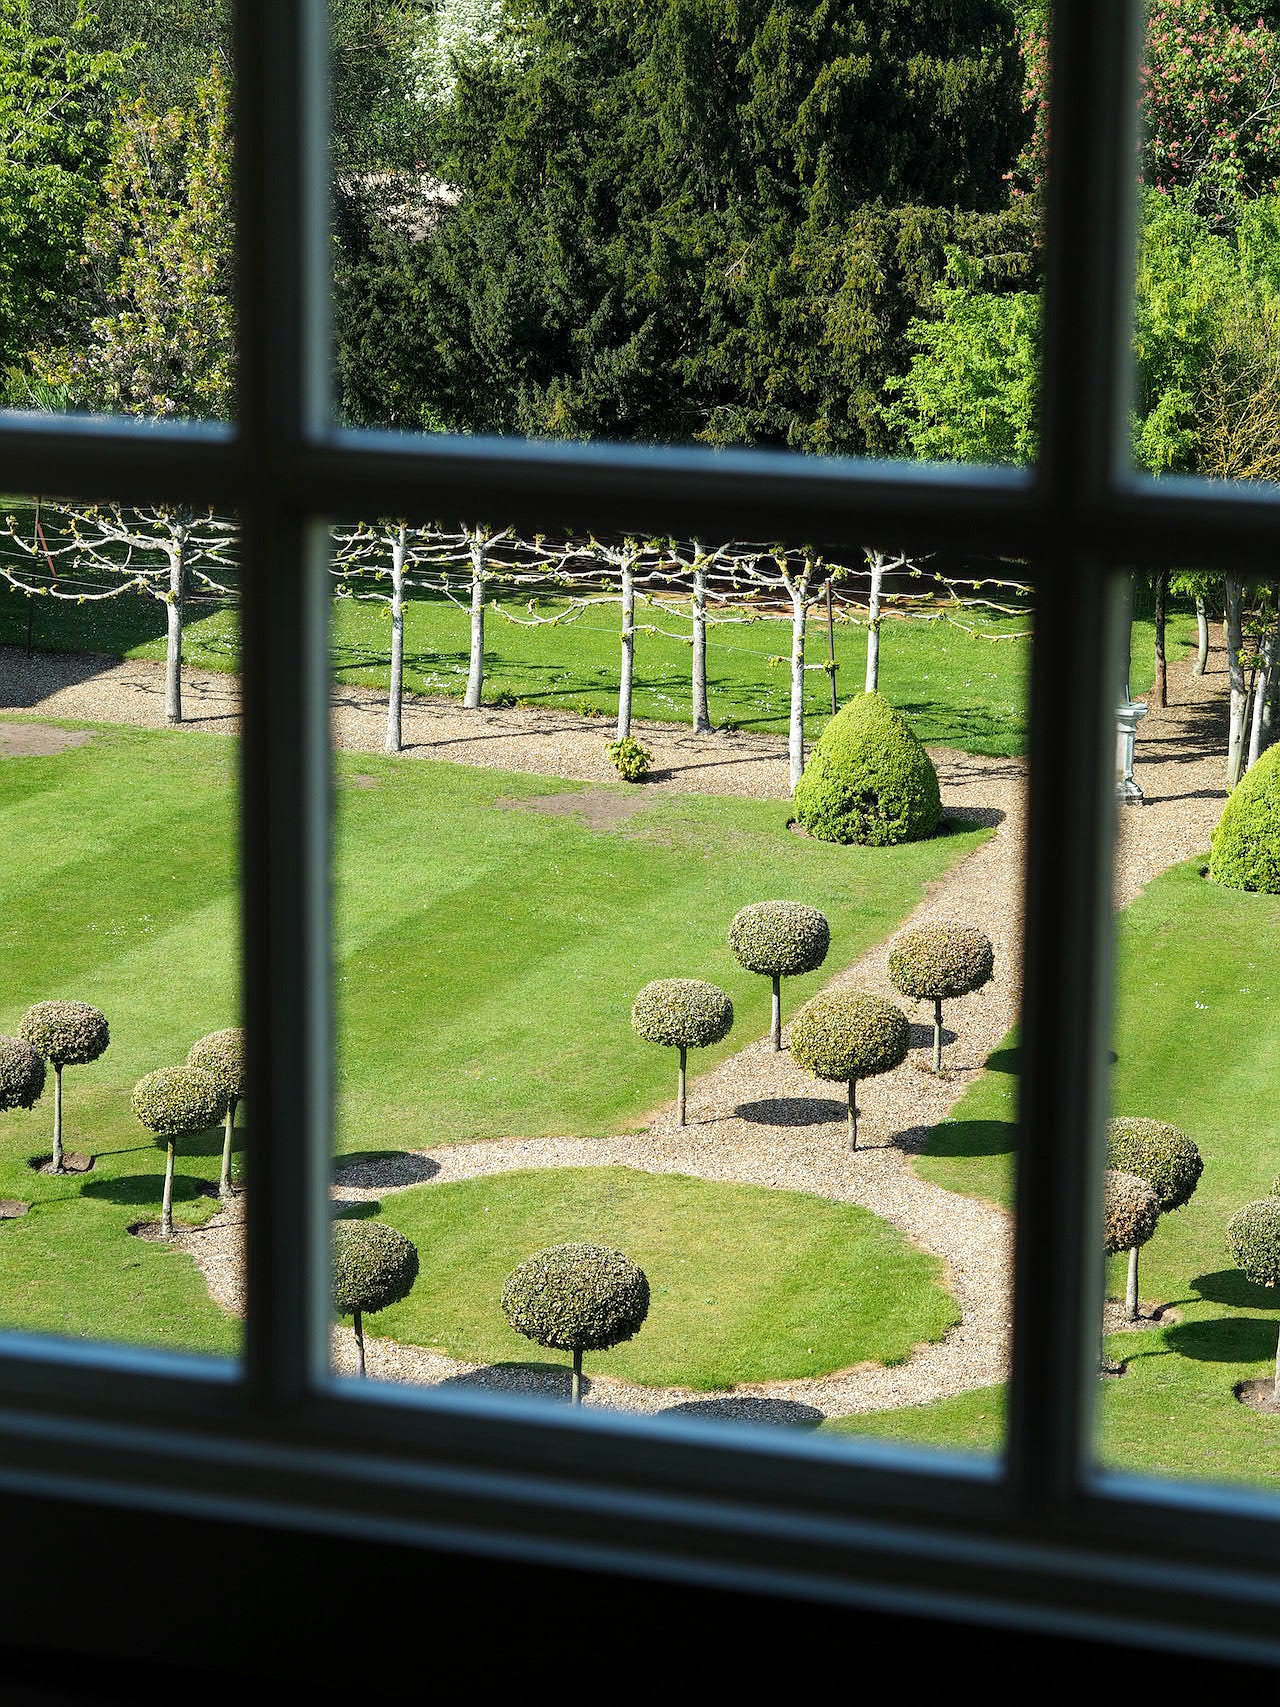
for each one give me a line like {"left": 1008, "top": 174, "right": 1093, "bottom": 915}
{"left": 933, "top": 996, "right": 944, "bottom": 1074}
{"left": 826, "top": 577, "right": 838, "bottom": 715}
{"left": 219, "top": 1096, "right": 237, "bottom": 1199}
{"left": 1193, "top": 595, "right": 1209, "bottom": 675}
{"left": 1126, "top": 1245, "right": 1140, "bottom": 1321}
{"left": 386, "top": 528, "right": 406, "bottom": 753}
{"left": 677, "top": 1044, "right": 687, "bottom": 1126}
{"left": 617, "top": 558, "right": 635, "bottom": 740}
{"left": 51, "top": 1065, "right": 63, "bottom": 1173}
{"left": 353, "top": 1308, "right": 365, "bottom": 1378}
{"left": 847, "top": 1079, "right": 859, "bottom": 1150}
{"left": 161, "top": 1140, "right": 175, "bottom": 1240}
{"left": 788, "top": 594, "right": 806, "bottom": 792}
{"left": 691, "top": 563, "right": 711, "bottom": 732}
{"left": 164, "top": 542, "right": 185, "bottom": 726}
{"left": 1225, "top": 576, "right": 1248, "bottom": 787}
{"left": 1248, "top": 617, "right": 1277, "bottom": 771}
{"left": 770, "top": 975, "right": 782, "bottom": 1052}
{"left": 865, "top": 553, "right": 884, "bottom": 694}
{"left": 1263, "top": 610, "right": 1280, "bottom": 756}
{"left": 464, "top": 539, "right": 485, "bottom": 710}
{"left": 1153, "top": 571, "right": 1168, "bottom": 708}
{"left": 571, "top": 1347, "right": 583, "bottom": 1406}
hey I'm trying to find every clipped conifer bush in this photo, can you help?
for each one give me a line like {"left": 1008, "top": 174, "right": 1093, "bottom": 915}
{"left": 20, "top": 1000, "right": 109, "bottom": 1174}
{"left": 631, "top": 978, "right": 733, "bottom": 1125}
{"left": 333, "top": 1219, "right": 420, "bottom": 1377}
{"left": 789, "top": 988, "right": 910, "bottom": 1149}
{"left": 792, "top": 691, "right": 941, "bottom": 846}
{"left": 0, "top": 1037, "right": 45, "bottom": 1112}
{"left": 729, "top": 900, "right": 830, "bottom": 1050}
{"left": 132, "top": 1065, "right": 227, "bottom": 1240}
{"left": 502, "top": 1241, "right": 650, "bottom": 1404}
{"left": 188, "top": 1027, "right": 246, "bottom": 1200}
{"left": 888, "top": 922, "right": 994, "bottom": 1071}
{"left": 1227, "top": 1197, "right": 1280, "bottom": 1402}
{"left": 1209, "top": 740, "right": 1280, "bottom": 892}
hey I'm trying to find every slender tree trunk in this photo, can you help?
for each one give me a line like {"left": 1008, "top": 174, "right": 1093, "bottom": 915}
{"left": 677, "top": 1045, "right": 687, "bottom": 1126}
{"left": 164, "top": 542, "right": 185, "bottom": 726}
{"left": 826, "top": 577, "right": 838, "bottom": 715}
{"left": 1263, "top": 610, "right": 1280, "bottom": 756}
{"left": 847, "top": 1079, "right": 859, "bottom": 1150}
{"left": 691, "top": 563, "right": 711, "bottom": 732}
{"left": 1193, "top": 595, "right": 1209, "bottom": 675}
{"left": 1248, "top": 618, "right": 1277, "bottom": 771}
{"left": 51, "top": 1064, "right": 63, "bottom": 1173}
{"left": 161, "top": 1140, "right": 175, "bottom": 1240}
{"left": 788, "top": 594, "right": 806, "bottom": 792}
{"left": 1126, "top": 1245, "right": 1140, "bottom": 1321}
{"left": 219, "top": 1096, "right": 238, "bottom": 1199}
{"left": 571, "top": 1347, "right": 583, "bottom": 1406}
{"left": 770, "top": 975, "right": 782, "bottom": 1052}
{"left": 353, "top": 1308, "right": 366, "bottom": 1378}
{"left": 933, "top": 997, "right": 944, "bottom": 1074}
{"left": 617, "top": 558, "right": 635, "bottom": 740}
{"left": 386, "top": 528, "right": 406, "bottom": 753}
{"left": 865, "top": 553, "right": 884, "bottom": 695}
{"left": 1154, "top": 571, "right": 1168, "bottom": 708}
{"left": 1226, "top": 576, "right": 1248, "bottom": 787}
{"left": 464, "top": 538, "right": 485, "bottom": 710}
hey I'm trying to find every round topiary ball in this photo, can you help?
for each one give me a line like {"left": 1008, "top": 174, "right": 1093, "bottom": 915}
{"left": 789, "top": 988, "right": 911, "bottom": 1083}
{"left": 1227, "top": 1198, "right": 1280, "bottom": 1288}
{"left": 1107, "top": 1117, "right": 1203, "bottom": 1213}
{"left": 1103, "top": 1169, "right": 1160, "bottom": 1256}
{"left": 186, "top": 1027, "right": 246, "bottom": 1103}
{"left": 0, "top": 1036, "right": 45, "bottom": 1111}
{"left": 728, "top": 901, "right": 830, "bottom": 978}
{"left": 888, "top": 924, "right": 994, "bottom": 1001}
{"left": 502, "top": 1242, "right": 650, "bottom": 1353}
{"left": 333, "top": 1219, "right": 420, "bottom": 1315}
{"left": 20, "top": 1000, "right": 109, "bottom": 1067}
{"left": 1209, "top": 740, "right": 1280, "bottom": 893}
{"left": 631, "top": 980, "right": 733, "bottom": 1050}
{"left": 131, "top": 1065, "right": 226, "bottom": 1139}
{"left": 793, "top": 692, "right": 941, "bottom": 847}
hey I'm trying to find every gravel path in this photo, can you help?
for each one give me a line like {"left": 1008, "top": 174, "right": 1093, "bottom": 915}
{"left": 8, "top": 636, "right": 1231, "bottom": 1420}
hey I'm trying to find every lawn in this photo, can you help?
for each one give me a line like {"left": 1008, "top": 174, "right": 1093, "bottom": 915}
{"left": 359, "top": 1166, "right": 959, "bottom": 1390}
{"left": 835, "top": 858, "right": 1280, "bottom": 1487}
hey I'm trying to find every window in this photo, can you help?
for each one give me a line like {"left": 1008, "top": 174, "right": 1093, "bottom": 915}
{"left": 3, "top": 0, "right": 1280, "bottom": 1662}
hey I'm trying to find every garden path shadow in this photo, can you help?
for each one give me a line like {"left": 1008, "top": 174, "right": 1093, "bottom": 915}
{"left": 659, "top": 1397, "right": 823, "bottom": 1429}
{"left": 332, "top": 1151, "right": 440, "bottom": 1190}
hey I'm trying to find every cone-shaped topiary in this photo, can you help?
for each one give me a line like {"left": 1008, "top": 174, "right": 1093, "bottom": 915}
{"left": 502, "top": 1242, "right": 650, "bottom": 1404}
{"left": 20, "top": 1000, "right": 109, "bottom": 1173}
{"left": 1209, "top": 740, "right": 1280, "bottom": 892}
{"left": 789, "top": 988, "right": 910, "bottom": 1149}
{"left": 187, "top": 1027, "right": 246, "bottom": 1200}
{"left": 132, "top": 1066, "right": 227, "bottom": 1240}
{"left": 631, "top": 979, "right": 733, "bottom": 1126}
{"left": 729, "top": 901, "right": 830, "bottom": 1050}
{"left": 1227, "top": 1198, "right": 1280, "bottom": 1401}
{"left": 0, "top": 1037, "right": 45, "bottom": 1112}
{"left": 1107, "top": 1117, "right": 1203, "bottom": 1320}
{"left": 333, "top": 1219, "right": 420, "bottom": 1378}
{"left": 887, "top": 922, "right": 994, "bottom": 1072}
{"left": 793, "top": 692, "right": 941, "bottom": 846}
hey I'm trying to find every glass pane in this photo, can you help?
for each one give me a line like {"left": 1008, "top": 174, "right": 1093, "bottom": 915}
{"left": 330, "top": 1, "right": 1041, "bottom": 465}
{"left": 0, "top": 491, "right": 242, "bottom": 1362}
{"left": 1, "top": 3, "right": 232, "bottom": 424}
{"left": 1098, "top": 569, "right": 1280, "bottom": 1488}
{"left": 326, "top": 518, "right": 1027, "bottom": 1455}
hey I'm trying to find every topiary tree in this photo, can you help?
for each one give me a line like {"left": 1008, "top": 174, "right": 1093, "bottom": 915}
{"left": 1227, "top": 1197, "right": 1280, "bottom": 1402}
{"left": 788, "top": 989, "right": 910, "bottom": 1149}
{"left": 1102, "top": 1169, "right": 1160, "bottom": 1370}
{"left": 728, "top": 901, "right": 830, "bottom": 1051}
{"left": 1209, "top": 739, "right": 1280, "bottom": 892}
{"left": 502, "top": 1242, "right": 650, "bottom": 1405}
{"left": 887, "top": 922, "right": 995, "bottom": 1072}
{"left": 1107, "top": 1117, "right": 1204, "bottom": 1319}
{"left": 0, "top": 1037, "right": 45, "bottom": 1114}
{"left": 792, "top": 691, "right": 941, "bottom": 846}
{"left": 131, "top": 1066, "right": 227, "bottom": 1240}
{"left": 631, "top": 979, "right": 733, "bottom": 1125}
{"left": 187, "top": 1028, "right": 246, "bottom": 1200}
{"left": 20, "top": 1000, "right": 109, "bottom": 1173}
{"left": 332, "top": 1219, "right": 420, "bottom": 1377}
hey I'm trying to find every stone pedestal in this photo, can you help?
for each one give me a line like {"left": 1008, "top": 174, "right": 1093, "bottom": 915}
{"left": 1116, "top": 699, "right": 1148, "bottom": 803}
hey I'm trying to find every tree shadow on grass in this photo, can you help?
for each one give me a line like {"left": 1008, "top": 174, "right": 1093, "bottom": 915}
{"left": 1191, "top": 1269, "right": 1280, "bottom": 1310}
{"left": 734, "top": 1096, "right": 844, "bottom": 1127}
{"left": 171, "top": 1125, "right": 232, "bottom": 1160}
{"left": 983, "top": 1044, "right": 1020, "bottom": 1075}
{"left": 922, "top": 1119, "right": 1016, "bottom": 1162}
{"left": 659, "top": 1397, "right": 824, "bottom": 1430}
{"left": 331, "top": 1198, "right": 381, "bottom": 1220}
{"left": 1162, "top": 1316, "right": 1279, "bottom": 1364}
{"left": 80, "top": 1172, "right": 216, "bottom": 1208}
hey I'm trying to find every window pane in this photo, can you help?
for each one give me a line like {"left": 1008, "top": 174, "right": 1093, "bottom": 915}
{"left": 330, "top": 1, "right": 1041, "bottom": 466}
{"left": 1098, "top": 569, "right": 1280, "bottom": 1488}
{"left": 0, "top": 492, "right": 242, "bottom": 1363}
{"left": 325, "top": 518, "right": 1026, "bottom": 1454}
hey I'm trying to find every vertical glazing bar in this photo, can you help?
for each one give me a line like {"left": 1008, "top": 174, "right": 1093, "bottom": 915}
{"left": 235, "top": 0, "right": 333, "bottom": 1412}
{"left": 1007, "top": 0, "right": 1143, "bottom": 1508}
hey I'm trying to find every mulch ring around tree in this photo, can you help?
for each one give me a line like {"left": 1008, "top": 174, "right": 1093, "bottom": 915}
{"left": 495, "top": 788, "right": 659, "bottom": 831}
{"left": 1235, "top": 1378, "right": 1280, "bottom": 1414}
{"left": 1102, "top": 1299, "right": 1185, "bottom": 1334}
{"left": 0, "top": 724, "right": 96, "bottom": 758}
{"left": 28, "top": 1152, "right": 94, "bottom": 1175}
